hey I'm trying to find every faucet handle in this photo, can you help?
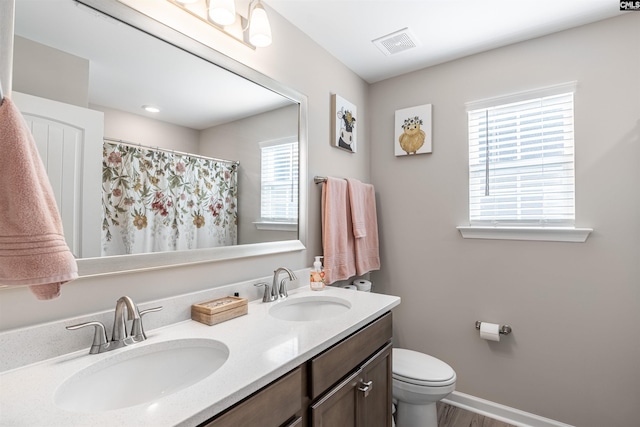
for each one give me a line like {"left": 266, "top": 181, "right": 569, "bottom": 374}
{"left": 139, "top": 306, "right": 163, "bottom": 316}
{"left": 131, "top": 306, "right": 163, "bottom": 342}
{"left": 254, "top": 282, "right": 275, "bottom": 302}
{"left": 279, "top": 278, "right": 289, "bottom": 299}
{"left": 66, "top": 321, "right": 108, "bottom": 354}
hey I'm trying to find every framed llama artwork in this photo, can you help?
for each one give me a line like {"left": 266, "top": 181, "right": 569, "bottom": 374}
{"left": 394, "top": 104, "right": 432, "bottom": 156}
{"left": 332, "top": 94, "right": 357, "bottom": 153}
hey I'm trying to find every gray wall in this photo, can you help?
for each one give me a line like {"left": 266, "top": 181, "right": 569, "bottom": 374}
{"left": 370, "top": 13, "right": 640, "bottom": 427}
{"left": 199, "top": 104, "right": 299, "bottom": 245}
{"left": 13, "top": 35, "right": 89, "bottom": 107}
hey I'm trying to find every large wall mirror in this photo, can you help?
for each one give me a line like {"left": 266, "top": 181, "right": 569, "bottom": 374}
{"left": 11, "top": 0, "right": 307, "bottom": 277}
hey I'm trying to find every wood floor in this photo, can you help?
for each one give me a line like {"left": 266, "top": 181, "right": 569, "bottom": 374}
{"left": 437, "top": 402, "right": 517, "bottom": 427}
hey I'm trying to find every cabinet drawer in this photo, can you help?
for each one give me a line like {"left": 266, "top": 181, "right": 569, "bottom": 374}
{"left": 202, "top": 367, "right": 302, "bottom": 427}
{"left": 308, "top": 312, "right": 392, "bottom": 399}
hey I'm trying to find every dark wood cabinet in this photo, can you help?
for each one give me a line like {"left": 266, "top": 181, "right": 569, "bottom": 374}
{"left": 201, "top": 367, "right": 302, "bottom": 427}
{"left": 200, "top": 312, "right": 393, "bottom": 427}
{"left": 360, "top": 343, "right": 393, "bottom": 427}
{"left": 309, "top": 343, "right": 392, "bottom": 427}
{"left": 308, "top": 312, "right": 392, "bottom": 400}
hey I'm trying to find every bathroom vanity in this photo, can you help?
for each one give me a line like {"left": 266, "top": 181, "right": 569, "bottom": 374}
{"left": 206, "top": 312, "right": 392, "bottom": 427}
{"left": 0, "top": 286, "right": 400, "bottom": 426}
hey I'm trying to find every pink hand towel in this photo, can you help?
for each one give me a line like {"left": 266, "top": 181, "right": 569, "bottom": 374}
{"left": 321, "top": 177, "right": 356, "bottom": 284}
{"left": 346, "top": 178, "right": 367, "bottom": 238}
{"left": 346, "top": 179, "right": 380, "bottom": 276}
{"left": 0, "top": 98, "right": 78, "bottom": 300}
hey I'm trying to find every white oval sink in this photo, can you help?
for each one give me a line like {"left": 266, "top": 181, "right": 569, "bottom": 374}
{"left": 269, "top": 295, "right": 351, "bottom": 321}
{"left": 55, "top": 338, "right": 229, "bottom": 412}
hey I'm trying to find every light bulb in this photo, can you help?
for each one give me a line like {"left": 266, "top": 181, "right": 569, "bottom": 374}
{"left": 209, "top": 0, "right": 236, "bottom": 26}
{"left": 249, "top": 3, "right": 271, "bottom": 47}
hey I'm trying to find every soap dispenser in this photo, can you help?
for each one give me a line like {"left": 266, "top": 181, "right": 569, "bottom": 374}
{"left": 310, "top": 256, "right": 326, "bottom": 291}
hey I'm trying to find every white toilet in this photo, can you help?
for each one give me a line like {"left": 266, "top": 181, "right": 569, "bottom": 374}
{"left": 392, "top": 348, "right": 456, "bottom": 427}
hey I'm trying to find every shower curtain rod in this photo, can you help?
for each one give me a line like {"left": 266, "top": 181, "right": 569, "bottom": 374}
{"left": 104, "top": 137, "right": 240, "bottom": 167}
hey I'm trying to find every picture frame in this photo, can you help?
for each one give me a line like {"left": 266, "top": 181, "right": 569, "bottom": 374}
{"left": 332, "top": 94, "right": 357, "bottom": 153}
{"left": 394, "top": 104, "right": 432, "bottom": 156}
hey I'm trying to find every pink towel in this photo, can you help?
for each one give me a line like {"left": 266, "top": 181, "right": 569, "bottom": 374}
{"left": 321, "top": 177, "right": 356, "bottom": 284}
{"left": 346, "top": 179, "right": 380, "bottom": 276}
{"left": 346, "top": 178, "right": 367, "bottom": 238}
{"left": 0, "top": 98, "right": 78, "bottom": 300}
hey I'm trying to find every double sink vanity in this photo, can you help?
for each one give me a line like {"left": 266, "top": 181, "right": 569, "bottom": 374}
{"left": 0, "top": 279, "right": 400, "bottom": 426}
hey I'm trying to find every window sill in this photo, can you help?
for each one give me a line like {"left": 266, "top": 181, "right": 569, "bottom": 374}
{"left": 254, "top": 221, "right": 297, "bottom": 232}
{"left": 456, "top": 226, "right": 592, "bottom": 243}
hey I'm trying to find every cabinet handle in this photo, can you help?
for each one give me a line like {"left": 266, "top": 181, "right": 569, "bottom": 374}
{"left": 358, "top": 380, "right": 373, "bottom": 397}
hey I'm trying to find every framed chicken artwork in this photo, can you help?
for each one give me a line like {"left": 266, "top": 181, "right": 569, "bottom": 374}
{"left": 394, "top": 104, "right": 432, "bottom": 156}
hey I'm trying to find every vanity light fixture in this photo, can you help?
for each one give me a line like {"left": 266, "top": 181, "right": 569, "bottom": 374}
{"left": 168, "top": 0, "right": 271, "bottom": 48}
{"left": 142, "top": 105, "right": 161, "bottom": 113}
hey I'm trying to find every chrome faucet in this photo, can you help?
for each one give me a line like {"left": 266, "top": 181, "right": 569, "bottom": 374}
{"left": 112, "top": 296, "right": 140, "bottom": 344}
{"left": 272, "top": 267, "right": 297, "bottom": 300}
{"left": 66, "top": 296, "right": 162, "bottom": 354}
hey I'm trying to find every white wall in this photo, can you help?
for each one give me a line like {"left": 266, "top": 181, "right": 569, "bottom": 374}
{"left": 0, "top": 3, "right": 370, "bottom": 331}
{"left": 370, "top": 13, "right": 640, "bottom": 427}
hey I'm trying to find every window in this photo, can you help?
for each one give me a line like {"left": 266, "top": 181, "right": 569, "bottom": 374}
{"left": 467, "top": 83, "right": 576, "bottom": 226}
{"left": 460, "top": 82, "right": 591, "bottom": 242}
{"left": 258, "top": 137, "right": 298, "bottom": 228}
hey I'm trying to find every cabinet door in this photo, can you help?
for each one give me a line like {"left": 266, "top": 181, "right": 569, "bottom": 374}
{"left": 360, "top": 343, "right": 393, "bottom": 427}
{"left": 310, "top": 343, "right": 393, "bottom": 427}
{"left": 310, "top": 368, "right": 362, "bottom": 427}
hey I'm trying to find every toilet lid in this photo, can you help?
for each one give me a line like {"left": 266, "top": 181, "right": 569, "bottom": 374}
{"left": 393, "top": 348, "right": 456, "bottom": 386}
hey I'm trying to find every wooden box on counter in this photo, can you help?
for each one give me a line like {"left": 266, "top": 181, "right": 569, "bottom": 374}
{"left": 191, "top": 296, "right": 248, "bottom": 326}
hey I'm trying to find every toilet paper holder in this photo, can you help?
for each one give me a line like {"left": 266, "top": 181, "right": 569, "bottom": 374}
{"left": 475, "top": 321, "right": 512, "bottom": 335}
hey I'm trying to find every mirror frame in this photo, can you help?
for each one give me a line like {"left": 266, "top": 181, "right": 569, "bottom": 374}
{"left": 65, "top": 0, "right": 308, "bottom": 277}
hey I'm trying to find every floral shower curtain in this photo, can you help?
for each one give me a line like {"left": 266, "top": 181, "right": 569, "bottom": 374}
{"left": 101, "top": 142, "right": 238, "bottom": 256}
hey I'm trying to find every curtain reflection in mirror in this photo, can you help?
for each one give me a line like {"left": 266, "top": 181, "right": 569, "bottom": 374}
{"left": 101, "top": 141, "right": 238, "bottom": 256}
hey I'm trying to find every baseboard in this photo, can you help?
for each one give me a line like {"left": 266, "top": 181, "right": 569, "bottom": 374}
{"left": 441, "top": 391, "right": 575, "bottom": 427}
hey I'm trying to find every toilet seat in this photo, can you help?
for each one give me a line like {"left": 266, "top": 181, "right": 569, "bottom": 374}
{"left": 392, "top": 348, "right": 456, "bottom": 387}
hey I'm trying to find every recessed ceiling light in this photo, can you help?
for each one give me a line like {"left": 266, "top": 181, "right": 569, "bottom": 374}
{"left": 142, "top": 105, "right": 160, "bottom": 113}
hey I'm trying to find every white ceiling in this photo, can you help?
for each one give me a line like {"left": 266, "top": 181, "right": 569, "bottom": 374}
{"left": 265, "top": 0, "right": 624, "bottom": 83}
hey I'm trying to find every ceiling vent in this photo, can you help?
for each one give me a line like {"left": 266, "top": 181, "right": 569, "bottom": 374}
{"left": 372, "top": 28, "right": 420, "bottom": 56}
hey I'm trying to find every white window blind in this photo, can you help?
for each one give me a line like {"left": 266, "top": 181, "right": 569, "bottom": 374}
{"left": 260, "top": 138, "right": 298, "bottom": 223}
{"left": 467, "top": 83, "right": 576, "bottom": 226}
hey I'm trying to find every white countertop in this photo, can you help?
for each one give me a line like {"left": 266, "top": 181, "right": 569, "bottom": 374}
{"left": 0, "top": 286, "right": 400, "bottom": 426}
